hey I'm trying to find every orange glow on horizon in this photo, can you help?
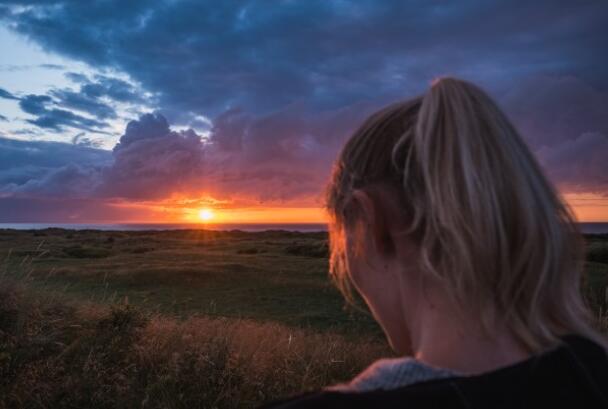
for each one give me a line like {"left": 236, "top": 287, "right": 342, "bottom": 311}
{"left": 564, "top": 193, "right": 608, "bottom": 222}
{"left": 105, "top": 196, "right": 330, "bottom": 224}
{"left": 104, "top": 192, "right": 608, "bottom": 224}
{"left": 186, "top": 206, "right": 327, "bottom": 224}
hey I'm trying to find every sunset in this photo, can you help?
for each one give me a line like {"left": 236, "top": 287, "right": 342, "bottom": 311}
{"left": 198, "top": 208, "right": 214, "bottom": 222}
{"left": 0, "top": 3, "right": 607, "bottom": 225}
{"left": 0, "top": 1, "right": 607, "bottom": 408}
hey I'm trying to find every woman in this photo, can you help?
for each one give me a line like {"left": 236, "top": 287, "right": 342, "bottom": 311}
{"left": 262, "top": 77, "right": 608, "bottom": 408}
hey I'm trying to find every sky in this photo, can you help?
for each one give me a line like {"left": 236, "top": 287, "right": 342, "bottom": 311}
{"left": 0, "top": 0, "right": 607, "bottom": 223}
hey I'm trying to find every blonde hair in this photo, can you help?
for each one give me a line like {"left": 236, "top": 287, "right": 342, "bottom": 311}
{"left": 326, "top": 77, "right": 606, "bottom": 352}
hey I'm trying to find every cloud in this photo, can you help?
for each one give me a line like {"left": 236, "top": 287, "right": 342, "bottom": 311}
{"left": 82, "top": 75, "right": 146, "bottom": 104}
{"left": 537, "top": 132, "right": 608, "bottom": 195}
{"left": 64, "top": 72, "right": 88, "bottom": 83}
{"left": 3, "top": 71, "right": 147, "bottom": 135}
{"left": 0, "top": 196, "right": 152, "bottom": 223}
{"left": 0, "top": 63, "right": 65, "bottom": 72}
{"left": 63, "top": 72, "right": 148, "bottom": 105}
{"left": 0, "top": 114, "right": 205, "bottom": 202}
{"left": 0, "top": 105, "right": 363, "bottom": 207}
{"left": 71, "top": 132, "right": 103, "bottom": 148}
{"left": 18, "top": 94, "right": 109, "bottom": 131}
{"left": 205, "top": 100, "right": 376, "bottom": 204}
{"left": 0, "top": 136, "right": 111, "bottom": 198}
{"left": 18, "top": 94, "right": 50, "bottom": 115}
{"left": 3, "top": 0, "right": 606, "bottom": 120}
{"left": 0, "top": 136, "right": 111, "bottom": 171}
{"left": 38, "top": 63, "right": 64, "bottom": 70}
{"left": 0, "top": 1, "right": 607, "bottom": 221}
{"left": 113, "top": 112, "right": 171, "bottom": 149}
{"left": 6, "top": 162, "right": 102, "bottom": 197}
{"left": 49, "top": 88, "right": 117, "bottom": 120}
{"left": 98, "top": 113, "right": 206, "bottom": 199}
{"left": 10, "top": 72, "right": 149, "bottom": 132}
{"left": 501, "top": 75, "right": 608, "bottom": 194}
{"left": 503, "top": 75, "right": 608, "bottom": 148}
{"left": 0, "top": 87, "right": 18, "bottom": 100}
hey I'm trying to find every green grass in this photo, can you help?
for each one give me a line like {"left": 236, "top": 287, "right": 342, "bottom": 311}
{"left": 0, "top": 228, "right": 380, "bottom": 337}
{"left": 2, "top": 229, "right": 607, "bottom": 335}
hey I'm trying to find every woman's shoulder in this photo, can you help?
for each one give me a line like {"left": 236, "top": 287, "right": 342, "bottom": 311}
{"left": 259, "top": 335, "right": 608, "bottom": 409}
{"left": 325, "top": 356, "right": 457, "bottom": 393}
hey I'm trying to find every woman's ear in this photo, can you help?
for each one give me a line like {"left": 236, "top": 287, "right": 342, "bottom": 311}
{"left": 351, "top": 189, "right": 395, "bottom": 257}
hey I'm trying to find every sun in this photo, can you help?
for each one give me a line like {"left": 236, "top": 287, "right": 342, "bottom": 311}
{"left": 198, "top": 208, "right": 215, "bottom": 222}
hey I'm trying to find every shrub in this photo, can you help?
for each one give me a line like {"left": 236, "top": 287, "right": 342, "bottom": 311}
{"left": 587, "top": 245, "right": 608, "bottom": 265}
{"left": 237, "top": 247, "right": 264, "bottom": 255}
{"left": 284, "top": 241, "right": 329, "bottom": 258}
{"left": 62, "top": 245, "right": 112, "bottom": 259}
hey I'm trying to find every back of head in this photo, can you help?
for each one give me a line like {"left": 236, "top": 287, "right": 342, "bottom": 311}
{"left": 326, "top": 77, "right": 605, "bottom": 351}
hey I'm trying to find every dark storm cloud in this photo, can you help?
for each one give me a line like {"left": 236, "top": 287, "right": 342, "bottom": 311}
{"left": 4, "top": 0, "right": 607, "bottom": 117}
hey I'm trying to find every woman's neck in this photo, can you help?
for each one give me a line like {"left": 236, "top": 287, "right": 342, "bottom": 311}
{"left": 408, "top": 291, "right": 531, "bottom": 375}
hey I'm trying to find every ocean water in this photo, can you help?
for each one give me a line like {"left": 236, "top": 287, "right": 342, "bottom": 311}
{"left": 0, "top": 222, "right": 607, "bottom": 233}
{"left": 578, "top": 222, "right": 608, "bottom": 234}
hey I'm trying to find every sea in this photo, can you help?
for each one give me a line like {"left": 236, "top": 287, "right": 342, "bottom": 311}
{"left": 0, "top": 222, "right": 607, "bottom": 234}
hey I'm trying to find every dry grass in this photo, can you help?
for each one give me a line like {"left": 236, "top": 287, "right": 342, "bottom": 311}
{"left": 0, "top": 276, "right": 388, "bottom": 409}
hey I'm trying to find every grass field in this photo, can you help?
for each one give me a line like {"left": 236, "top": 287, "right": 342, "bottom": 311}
{"left": 0, "top": 228, "right": 607, "bottom": 408}
{"left": 0, "top": 228, "right": 380, "bottom": 335}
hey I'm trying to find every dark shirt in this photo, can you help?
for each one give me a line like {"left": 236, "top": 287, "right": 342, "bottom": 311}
{"left": 260, "top": 335, "right": 608, "bottom": 408}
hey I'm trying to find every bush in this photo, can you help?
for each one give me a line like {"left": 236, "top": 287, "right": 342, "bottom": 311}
{"left": 62, "top": 245, "right": 112, "bottom": 259}
{"left": 587, "top": 245, "right": 608, "bottom": 265}
{"left": 284, "top": 241, "right": 329, "bottom": 258}
{"left": 124, "top": 246, "right": 154, "bottom": 254}
{"left": 237, "top": 247, "right": 264, "bottom": 255}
